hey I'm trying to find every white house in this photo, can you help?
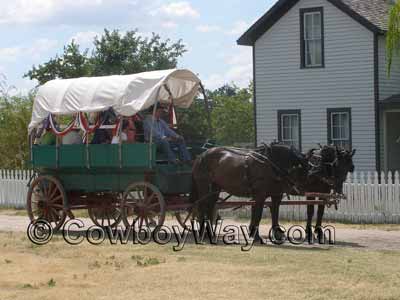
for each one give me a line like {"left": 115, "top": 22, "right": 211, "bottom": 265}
{"left": 238, "top": 0, "right": 400, "bottom": 172}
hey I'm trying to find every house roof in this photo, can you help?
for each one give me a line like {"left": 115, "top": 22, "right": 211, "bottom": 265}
{"left": 237, "top": 0, "right": 391, "bottom": 46}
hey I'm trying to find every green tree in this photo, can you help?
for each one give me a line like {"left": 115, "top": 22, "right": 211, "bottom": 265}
{"left": 387, "top": 0, "right": 400, "bottom": 75}
{"left": 91, "top": 30, "right": 186, "bottom": 76}
{"left": 25, "top": 41, "right": 90, "bottom": 84}
{"left": 176, "top": 98, "right": 211, "bottom": 142}
{"left": 24, "top": 29, "right": 186, "bottom": 84}
{"left": 0, "top": 89, "right": 33, "bottom": 169}
{"left": 175, "top": 83, "right": 254, "bottom": 146}
{"left": 209, "top": 83, "right": 254, "bottom": 146}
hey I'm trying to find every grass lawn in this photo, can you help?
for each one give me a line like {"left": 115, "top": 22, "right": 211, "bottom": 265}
{"left": 0, "top": 231, "right": 399, "bottom": 300}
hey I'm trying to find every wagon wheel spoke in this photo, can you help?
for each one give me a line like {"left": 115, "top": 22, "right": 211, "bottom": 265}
{"left": 144, "top": 186, "right": 149, "bottom": 202}
{"left": 44, "top": 181, "right": 52, "bottom": 197}
{"left": 144, "top": 193, "right": 156, "bottom": 205}
{"left": 51, "top": 204, "right": 64, "bottom": 209}
{"left": 138, "top": 217, "right": 144, "bottom": 230}
{"left": 124, "top": 201, "right": 138, "bottom": 208}
{"left": 49, "top": 186, "right": 59, "bottom": 202}
{"left": 47, "top": 208, "right": 57, "bottom": 222}
{"left": 147, "top": 202, "right": 160, "bottom": 210}
{"left": 50, "top": 194, "right": 63, "bottom": 204}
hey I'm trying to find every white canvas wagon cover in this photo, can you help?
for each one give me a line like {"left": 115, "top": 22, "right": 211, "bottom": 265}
{"left": 29, "top": 69, "right": 201, "bottom": 132}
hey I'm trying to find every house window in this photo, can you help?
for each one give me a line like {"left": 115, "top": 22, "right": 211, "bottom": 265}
{"left": 278, "top": 110, "right": 301, "bottom": 150}
{"left": 327, "top": 108, "right": 352, "bottom": 150}
{"left": 300, "top": 7, "right": 324, "bottom": 68}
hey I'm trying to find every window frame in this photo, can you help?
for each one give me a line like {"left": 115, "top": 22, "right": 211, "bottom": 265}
{"left": 277, "top": 109, "right": 302, "bottom": 151}
{"left": 300, "top": 7, "right": 325, "bottom": 69}
{"left": 327, "top": 108, "right": 352, "bottom": 150}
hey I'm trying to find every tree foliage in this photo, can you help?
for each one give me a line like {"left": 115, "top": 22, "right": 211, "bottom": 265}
{"left": 176, "top": 83, "right": 254, "bottom": 146}
{"left": 0, "top": 80, "right": 33, "bottom": 169}
{"left": 387, "top": 0, "right": 400, "bottom": 75}
{"left": 24, "top": 29, "right": 187, "bottom": 84}
{"left": 176, "top": 98, "right": 211, "bottom": 142}
{"left": 25, "top": 42, "right": 90, "bottom": 84}
{"left": 209, "top": 84, "right": 254, "bottom": 146}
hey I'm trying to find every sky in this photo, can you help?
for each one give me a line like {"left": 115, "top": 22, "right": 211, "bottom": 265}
{"left": 0, "top": 0, "right": 277, "bottom": 95}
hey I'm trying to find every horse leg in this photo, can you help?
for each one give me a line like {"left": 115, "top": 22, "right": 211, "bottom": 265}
{"left": 315, "top": 204, "right": 325, "bottom": 243}
{"left": 306, "top": 200, "right": 315, "bottom": 241}
{"left": 270, "top": 194, "right": 284, "bottom": 241}
{"left": 206, "top": 185, "right": 220, "bottom": 224}
{"left": 249, "top": 194, "right": 265, "bottom": 240}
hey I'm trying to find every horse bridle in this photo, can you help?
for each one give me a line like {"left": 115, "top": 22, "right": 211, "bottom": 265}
{"left": 308, "top": 149, "right": 339, "bottom": 187}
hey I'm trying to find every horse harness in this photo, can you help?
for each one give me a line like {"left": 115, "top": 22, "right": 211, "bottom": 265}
{"left": 226, "top": 147, "right": 303, "bottom": 195}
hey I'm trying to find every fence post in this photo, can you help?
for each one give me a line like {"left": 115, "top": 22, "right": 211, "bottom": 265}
{"left": 395, "top": 172, "right": 400, "bottom": 223}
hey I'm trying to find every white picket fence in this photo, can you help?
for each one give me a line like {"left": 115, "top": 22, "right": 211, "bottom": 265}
{"left": 225, "top": 171, "right": 400, "bottom": 224}
{"left": 1, "top": 169, "right": 400, "bottom": 223}
{"left": 323, "top": 171, "right": 400, "bottom": 224}
{"left": 0, "top": 169, "right": 33, "bottom": 209}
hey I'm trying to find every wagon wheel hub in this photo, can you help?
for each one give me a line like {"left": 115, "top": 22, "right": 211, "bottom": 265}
{"left": 121, "top": 182, "right": 166, "bottom": 229}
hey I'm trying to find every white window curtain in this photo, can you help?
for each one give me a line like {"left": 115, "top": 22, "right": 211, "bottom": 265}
{"left": 281, "top": 114, "right": 299, "bottom": 149}
{"left": 304, "top": 12, "right": 322, "bottom": 67}
{"left": 331, "top": 112, "right": 350, "bottom": 149}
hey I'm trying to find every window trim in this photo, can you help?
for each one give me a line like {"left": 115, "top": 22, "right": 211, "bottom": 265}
{"left": 327, "top": 108, "right": 352, "bottom": 150}
{"left": 300, "top": 7, "right": 325, "bottom": 69}
{"left": 277, "top": 109, "right": 302, "bottom": 151}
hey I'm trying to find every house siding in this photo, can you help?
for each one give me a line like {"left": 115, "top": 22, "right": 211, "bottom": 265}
{"left": 254, "top": 0, "right": 376, "bottom": 171}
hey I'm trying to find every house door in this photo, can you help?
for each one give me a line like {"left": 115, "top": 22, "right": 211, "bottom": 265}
{"left": 385, "top": 111, "right": 400, "bottom": 172}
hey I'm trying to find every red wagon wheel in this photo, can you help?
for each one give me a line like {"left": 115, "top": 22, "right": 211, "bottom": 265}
{"left": 27, "top": 175, "right": 67, "bottom": 231}
{"left": 88, "top": 193, "right": 122, "bottom": 228}
{"left": 120, "top": 182, "right": 165, "bottom": 230}
{"left": 88, "top": 205, "right": 121, "bottom": 229}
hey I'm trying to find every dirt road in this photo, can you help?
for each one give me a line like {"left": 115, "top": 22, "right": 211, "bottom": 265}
{"left": 1, "top": 213, "right": 399, "bottom": 251}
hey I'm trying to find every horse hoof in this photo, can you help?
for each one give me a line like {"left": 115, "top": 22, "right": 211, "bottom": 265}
{"left": 314, "top": 228, "right": 325, "bottom": 244}
{"left": 270, "top": 227, "right": 286, "bottom": 243}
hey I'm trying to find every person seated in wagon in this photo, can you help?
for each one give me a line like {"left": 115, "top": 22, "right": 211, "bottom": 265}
{"left": 143, "top": 104, "right": 191, "bottom": 164}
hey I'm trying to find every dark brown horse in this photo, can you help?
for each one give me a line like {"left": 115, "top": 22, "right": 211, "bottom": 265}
{"left": 304, "top": 146, "right": 356, "bottom": 239}
{"left": 190, "top": 143, "right": 310, "bottom": 237}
